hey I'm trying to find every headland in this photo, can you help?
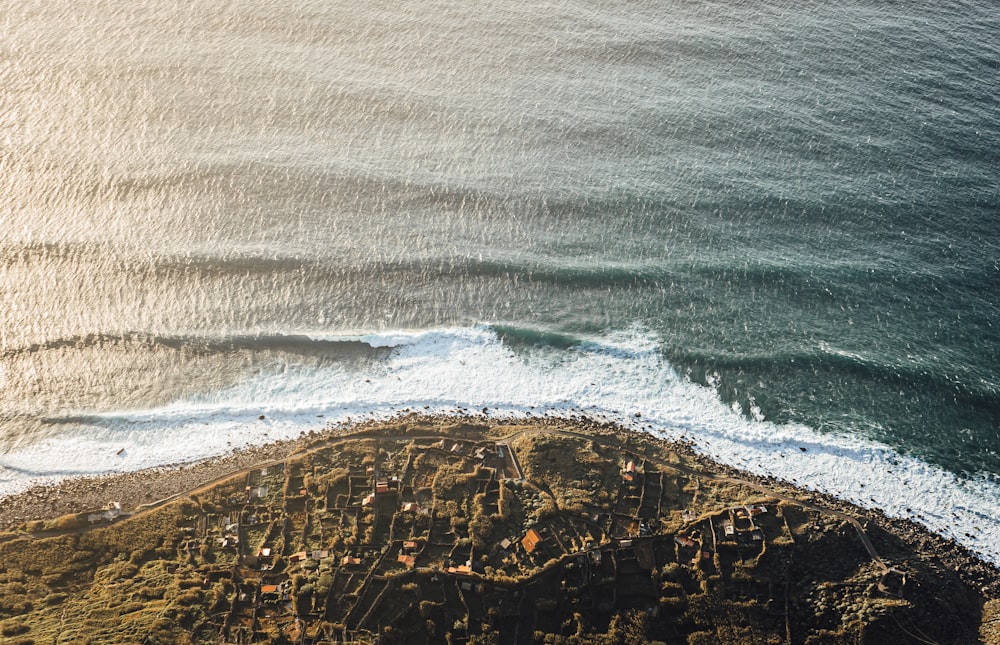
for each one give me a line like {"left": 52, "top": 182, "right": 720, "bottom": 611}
{"left": 0, "top": 415, "right": 997, "bottom": 644}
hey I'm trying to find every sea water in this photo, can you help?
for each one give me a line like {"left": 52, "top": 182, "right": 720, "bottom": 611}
{"left": 1, "top": 0, "right": 998, "bottom": 561}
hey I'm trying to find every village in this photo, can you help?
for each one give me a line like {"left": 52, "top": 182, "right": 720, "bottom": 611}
{"left": 154, "top": 424, "right": 908, "bottom": 644}
{"left": 3, "top": 419, "right": 993, "bottom": 645}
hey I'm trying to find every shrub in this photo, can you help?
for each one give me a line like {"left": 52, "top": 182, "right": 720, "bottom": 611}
{"left": 176, "top": 590, "right": 202, "bottom": 606}
{"left": 139, "top": 586, "right": 167, "bottom": 600}
{"left": 47, "top": 514, "right": 84, "bottom": 532}
{"left": 315, "top": 572, "right": 333, "bottom": 598}
{"left": 1, "top": 622, "right": 29, "bottom": 637}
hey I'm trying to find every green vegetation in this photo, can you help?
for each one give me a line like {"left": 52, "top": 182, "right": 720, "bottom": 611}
{"left": 0, "top": 418, "right": 993, "bottom": 644}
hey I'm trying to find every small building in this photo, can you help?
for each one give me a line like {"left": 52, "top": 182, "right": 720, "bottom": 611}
{"left": 218, "top": 535, "right": 238, "bottom": 548}
{"left": 289, "top": 551, "right": 308, "bottom": 563}
{"left": 87, "top": 501, "right": 123, "bottom": 525}
{"left": 376, "top": 481, "right": 390, "bottom": 494}
{"left": 311, "top": 550, "right": 330, "bottom": 559}
{"left": 499, "top": 538, "right": 512, "bottom": 550}
{"left": 397, "top": 554, "right": 416, "bottom": 568}
{"left": 403, "top": 541, "right": 418, "bottom": 550}
{"left": 342, "top": 556, "right": 362, "bottom": 566}
{"left": 521, "top": 529, "right": 542, "bottom": 554}
{"left": 402, "top": 502, "right": 420, "bottom": 513}
{"left": 362, "top": 494, "right": 374, "bottom": 506}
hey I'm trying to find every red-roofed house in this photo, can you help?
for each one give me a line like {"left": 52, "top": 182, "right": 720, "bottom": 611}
{"left": 521, "top": 529, "right": 542, "bottom": 554}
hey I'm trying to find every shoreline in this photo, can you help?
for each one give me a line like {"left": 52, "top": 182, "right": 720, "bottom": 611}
{"left": 3, "top": 413, "right": 998, "bottom": 597}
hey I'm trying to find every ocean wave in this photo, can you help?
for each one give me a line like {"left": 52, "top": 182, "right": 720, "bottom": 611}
{"left": 669, "top": 344, "right": 1000, "bottom": 411}
{"left": 0, "top": 324, "right": 997, "bottom": 563}
{"left": 0, "top": 331, "right": 387, "bottom": 361}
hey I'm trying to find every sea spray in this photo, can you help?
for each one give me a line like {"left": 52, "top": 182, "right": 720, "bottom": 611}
{"left": 1, "top": 325, "right": 997, "bottom": 562}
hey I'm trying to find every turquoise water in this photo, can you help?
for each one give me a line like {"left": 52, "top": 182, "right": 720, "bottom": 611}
{"left": 1, "top": 0, "right": 998, "bottom": 557}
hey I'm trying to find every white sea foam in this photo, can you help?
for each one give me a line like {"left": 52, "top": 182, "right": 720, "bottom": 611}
{"left": 1, "top": 325, "right": 997, "bottom": 563}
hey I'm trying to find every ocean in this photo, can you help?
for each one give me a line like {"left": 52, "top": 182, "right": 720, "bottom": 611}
{"left": 1, "top": 0, "right": 998, "bottom": 561}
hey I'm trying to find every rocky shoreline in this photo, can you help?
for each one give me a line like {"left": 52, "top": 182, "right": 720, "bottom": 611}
{"left": 2, "top": 414, "right": 998, "bottom": 600}
{"left": 0, "top": 432, "right": 325, "bottom": 533}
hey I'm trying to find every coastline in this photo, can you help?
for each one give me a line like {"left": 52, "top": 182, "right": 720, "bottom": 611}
{"left": 0, "top": 429, "right": 329, "bottom": 533}
{"left": 3, "top": 413, "right": 998, "bottom": 597}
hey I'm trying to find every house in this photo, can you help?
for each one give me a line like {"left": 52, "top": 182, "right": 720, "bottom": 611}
{"left": 521, "top": 529, "right": 542, "bottom": 554}
{"left": 362, "top": 494, "right": 374, "bottom": 506}
{"left": 311, "top": 550, "right": 330, "bottom": 559}
{"left": 403, "top": 541, "right": 418, "bottom": 550}
{"left": 342, "top": 556, "right": 362, "bottom": 566}
{"left": 257, "top": 547, "right": 272, "bottom": 558}
{"left": 397, "top": 554, "right": 416, "bottom": 568}
{"left": 376, "top": 481, "right": 389, "bottom": 494}
{"left": 289, "top": 551, "right": 308, "bottom": 563}
{"left": 674, "top": 536, "right": 697, "bottom": 548}
{"left": 402, "top": 502, "right": 420, "bottom": 513}
{"left": 260, "top": 584, "right": 279, "bottom": 594}
{"left": 456, "top": 565, "right": 472, "bottom": 574}
{"left": 499, "top": 538, "right": 511, "bottom": 550}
